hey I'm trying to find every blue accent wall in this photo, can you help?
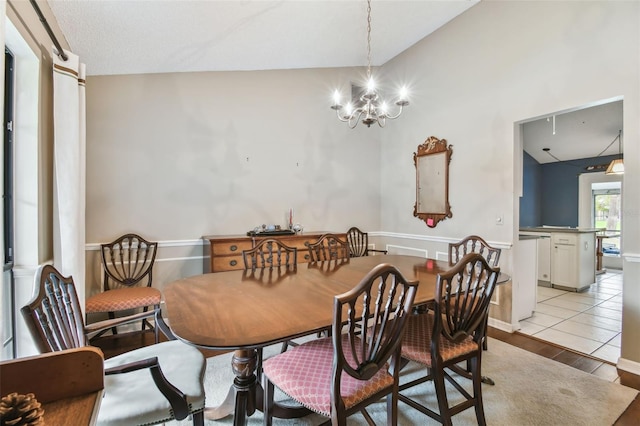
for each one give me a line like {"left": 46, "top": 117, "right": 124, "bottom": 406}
{"left": 520, "top": 154, "right": 619, "bottom": 227}
{"left": 520, "top": 152, "right": 541, "bottom": 227}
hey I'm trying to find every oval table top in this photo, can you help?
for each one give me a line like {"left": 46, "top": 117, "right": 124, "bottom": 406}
{"left": 163, "top": 255, "right": 505, "bottom": 350}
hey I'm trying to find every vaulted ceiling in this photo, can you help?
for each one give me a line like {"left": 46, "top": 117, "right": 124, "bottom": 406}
{"left": 48, "top": 0, "right": 478, "bottom": 76}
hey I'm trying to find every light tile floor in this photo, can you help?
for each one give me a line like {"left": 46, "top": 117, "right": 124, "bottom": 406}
{"left": 518, "top": 269, "right": 622, "bottom": 364}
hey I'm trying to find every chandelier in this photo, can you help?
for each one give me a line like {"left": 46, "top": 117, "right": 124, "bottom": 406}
{"left": 330, "top": 0, "right": 409, "bottom": 128}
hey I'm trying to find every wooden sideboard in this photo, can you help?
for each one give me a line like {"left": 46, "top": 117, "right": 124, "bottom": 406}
{"left": 203, "top": 232, "right": 346, "bottom": 272}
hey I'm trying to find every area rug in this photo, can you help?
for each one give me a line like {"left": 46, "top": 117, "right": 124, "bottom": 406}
{"left": 171, "top": 338, "right": 637, "bottom": 425}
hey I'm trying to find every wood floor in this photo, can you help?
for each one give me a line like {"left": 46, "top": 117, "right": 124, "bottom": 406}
{"left": 93, "top": 327, "right": 640, "bottom": 424}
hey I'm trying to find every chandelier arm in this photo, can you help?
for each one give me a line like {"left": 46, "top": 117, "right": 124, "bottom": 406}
{"left": 383, "top": 104, "right": 405, "bottom": 120}
{"left": 376, "top": 116, "right": 386, "bottom": 128}
{"left": 335, "top": 108, "right": 351, "bottom": 123}
{"left": 348, "top": 109, "right": 366, "bottom": 128}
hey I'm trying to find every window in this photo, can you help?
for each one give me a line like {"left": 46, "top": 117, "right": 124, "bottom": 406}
{"left": 593, "top": 185, "right": 621, "bottom": 256}
{"left": 2, "top": 47, "right": 15, "bottom": 359}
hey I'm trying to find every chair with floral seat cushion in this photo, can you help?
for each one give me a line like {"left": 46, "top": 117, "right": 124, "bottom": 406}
{"left": 262, "top": 263, "right": 418, "bottom": 426}
{"left": 306, "top": 233, "right": 350, "bottom": 262}
{"left": 398, "top": 252, "right": 499, "bottom": 426}
{"left": 448, "top": 234, "right": 501, "bottom": 351}
{"left": 346, "top": 226, "right": 388, "bottom": 257}
{"left": 21, "top": 264, "right": 206, "bottom": 426}
{"left": 86, "top": 233, "right": 161, "bottom": 342}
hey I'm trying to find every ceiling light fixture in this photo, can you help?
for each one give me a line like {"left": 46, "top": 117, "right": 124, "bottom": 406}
{"left": 605, "top": 130, "right": 624, "bottom": 175}
{"left": 330, "top": 0, "right": 409, "bottom": 128}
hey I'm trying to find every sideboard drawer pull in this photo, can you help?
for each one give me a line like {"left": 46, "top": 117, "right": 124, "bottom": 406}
{"left": 304, "top": 254, "right": 310, "bottom": 260}
{"left": 230, "top": 260, "right": 238, "bottom": 266}
{"left": 230, "top": 245, "right": 238, "bottom": 252}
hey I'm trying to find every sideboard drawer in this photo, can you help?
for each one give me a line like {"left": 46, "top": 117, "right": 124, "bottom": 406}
{"left": 211, "top": 255, "right": 244, "bottom": 272}
{"left": 211, "top": 240, "right": 253, "bottom": 255}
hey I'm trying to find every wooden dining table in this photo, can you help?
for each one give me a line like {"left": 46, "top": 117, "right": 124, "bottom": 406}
{"left": 163, "top": 254, "right": 502, "bottom": 426}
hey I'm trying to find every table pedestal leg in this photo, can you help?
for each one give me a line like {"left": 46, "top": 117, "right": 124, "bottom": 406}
{"left": 204, "top": 349, "right": 257, "bottom": 426}
{"left": 203, "top": 347, "right": 310, "bottom": 424}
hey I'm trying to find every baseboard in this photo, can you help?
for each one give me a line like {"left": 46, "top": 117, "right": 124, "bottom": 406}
{"left": 618, "top": 357, "right": 640, "bottom": 390}
{"left": 488, "top": 318, "right": 515, "bottom": 333}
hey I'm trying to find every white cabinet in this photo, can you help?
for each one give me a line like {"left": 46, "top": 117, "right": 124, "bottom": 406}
{"left": 515, "top": 237, "right": 537, "bottom": 320}
{"left": 550, "top": 232, "right": 595, "bottom": 291}
{"left": 537, "top": 236, "right": 551, "bottom": 283}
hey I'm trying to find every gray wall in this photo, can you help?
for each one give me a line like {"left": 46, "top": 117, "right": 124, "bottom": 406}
{"left": 84, "top": 1, "right": 640, "bottom": 369}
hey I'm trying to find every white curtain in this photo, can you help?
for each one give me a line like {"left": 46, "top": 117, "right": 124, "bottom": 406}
{"left": 53, "top": 49, "right": 86, "bottom": 305}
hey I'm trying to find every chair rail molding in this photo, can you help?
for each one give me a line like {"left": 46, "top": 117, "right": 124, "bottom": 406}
{"left": 623, "top": 252, "right": 640, "bottom": 262}
{"left": 371, "top": 231, "right": 512, "bottom": 250}
{"left": 85, "top": 239, "right": 204, "bottom": 251}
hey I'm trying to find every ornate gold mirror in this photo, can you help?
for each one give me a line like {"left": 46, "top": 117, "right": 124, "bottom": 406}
{"left": 413, "top": 136, "right": 453, "bottom": 228}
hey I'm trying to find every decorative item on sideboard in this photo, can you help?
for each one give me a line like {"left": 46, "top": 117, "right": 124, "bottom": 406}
{"left": 247, "top": 224, "right": 295, "bottom": 237}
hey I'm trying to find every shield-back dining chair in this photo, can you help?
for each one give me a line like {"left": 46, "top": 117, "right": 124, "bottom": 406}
{"left": 262, "top": 263, "right": 418, "bottom": 426}
{"left": 242, "top": 239, "right": 299, "bottom": 362}
{"left": 449, "top": 234, "right": 501, "bottom": 351}
{"left": 398, "top": 253, "right": 499, "bottom": 426}
{"left": 242, "top": 238, "right": 297, "bottom": 271}
{"left": 85, "top": 233, "right": 161, "bottom": 342}
{"left": 306, "top": 233, "right": 350, "bottom": 262}
{"left": 21, "top": 264, "right": 206, "bottom": 426}
{"left": 346, "top": 226, "right": 388, "bottom": 257}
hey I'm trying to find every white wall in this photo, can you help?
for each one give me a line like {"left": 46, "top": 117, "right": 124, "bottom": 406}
{"left": 381, "top": 1, "right": 640, "bottom": 366}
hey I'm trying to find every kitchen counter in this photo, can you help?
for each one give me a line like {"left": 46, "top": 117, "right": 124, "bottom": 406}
{"left": 519, "top": 227, "right": 597, "bottom": 291}
{"left": 520, "top": 227, "right": 603, "bottom": 233}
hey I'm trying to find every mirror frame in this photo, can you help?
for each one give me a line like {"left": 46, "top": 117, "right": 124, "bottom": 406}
{"left": 413, "top": 136, "right": 453, "bottom": 228}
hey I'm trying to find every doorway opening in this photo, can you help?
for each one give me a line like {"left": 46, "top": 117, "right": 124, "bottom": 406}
{"left": 516, "top": 98, "right": 624, "bottom": 365}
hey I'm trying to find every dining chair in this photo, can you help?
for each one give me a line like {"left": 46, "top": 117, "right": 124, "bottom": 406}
{"left": 21, "top": 264, "right": 206, "bottom": 426}
{"left": 449, "top": 235, "right": 501, "bottom": 268}
{"left": 398, "top": 252, "right": 499, "bottom": 426}
{"left": 85, "top": 233, "right": 161, "bottom": 342}
{"left": 242, "top": 238, "right": 297, "bottom": 271}
{"left": 262, "top": 263, "right": 418, "bottom": 426}
{"left": 306, "top": 233, "right": 350, "bottom": 262}
{"left": 242, "top": 239, "right": 299, "bottom": 366}
{"left": 449, "top": 234, "right": 501, "bottom": 351}
{"left": 346, "top": 226, "right": 388, "bottom": 257}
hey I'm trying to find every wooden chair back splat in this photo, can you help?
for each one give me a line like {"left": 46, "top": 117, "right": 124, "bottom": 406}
{"left": 346, "top": 226, "right": 388, "bottom": 257}
{"left": 448, "top": 234, "right": 501, "bottom": 267}
{"left": 242, "top": 238, "right": 297, "bottom": 271}
{"left": 306, "top": 233, "right": 350, "bottom": 262}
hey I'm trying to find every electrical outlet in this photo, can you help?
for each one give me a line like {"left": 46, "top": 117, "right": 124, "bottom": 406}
{"left": 496, "top": 215, "right": 504, "bottom": 225}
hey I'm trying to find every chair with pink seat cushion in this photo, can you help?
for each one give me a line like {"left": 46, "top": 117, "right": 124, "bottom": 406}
{"left": 85, "top": 233, "right": 161, "bottom": 342}
{"left": 398, "top": 252, "right": 499, "bottom": 426}
{"left": 262, "top": 263, "right": 418, "bottom": 426}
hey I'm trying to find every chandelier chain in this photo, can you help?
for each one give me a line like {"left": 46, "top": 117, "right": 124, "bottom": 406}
{"left": 366, "top": 0, "right": 372, "bottom": 80}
